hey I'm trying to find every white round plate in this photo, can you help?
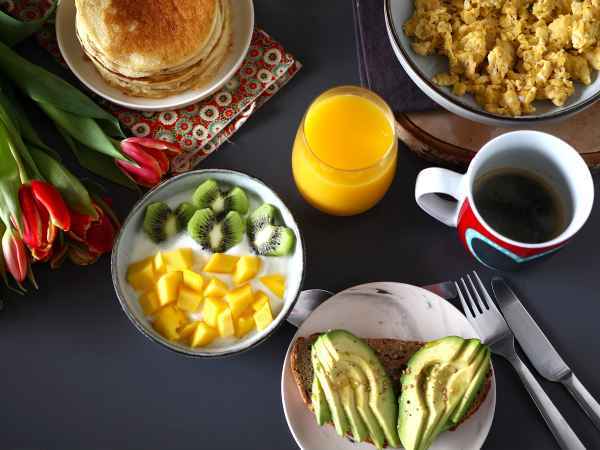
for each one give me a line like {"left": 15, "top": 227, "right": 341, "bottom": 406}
{"left": 281, "top": 282, "right": 496, "bottom": 450}
{"left": 56, "top": 0, "right": 254, "bottom": 111}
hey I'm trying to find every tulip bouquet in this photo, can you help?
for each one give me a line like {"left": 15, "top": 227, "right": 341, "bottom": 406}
{"left": 0, "top": 19, "right": 183, "bottom": 292}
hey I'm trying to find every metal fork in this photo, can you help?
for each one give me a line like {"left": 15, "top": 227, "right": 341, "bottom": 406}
{"left": 456, "top": 272, "right": 585, "bottom": 450}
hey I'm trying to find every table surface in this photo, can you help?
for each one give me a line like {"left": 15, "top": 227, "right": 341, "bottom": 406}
{"left": 2, "top": 1, "right": 600, "bottom": 449}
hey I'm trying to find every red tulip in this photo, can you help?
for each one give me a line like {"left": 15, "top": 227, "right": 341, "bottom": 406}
{"left": 19, "top": 181, "right": 70, "bottom": 259}
{"left": 29, "top": 181, "right": 71, "bottom": 231}
{"left": 2, "top": 227, "right": 28, "bottom": 283}
{"left": 67, "top": 197, "right": 119, "bottom": 265}
{"left": 115, "top": 137, "right": 182, "bottom": 187}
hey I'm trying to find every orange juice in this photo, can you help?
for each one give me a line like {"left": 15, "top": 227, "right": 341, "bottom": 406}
{"left": 292, "top": 86, "right": 397, "bottom": 216}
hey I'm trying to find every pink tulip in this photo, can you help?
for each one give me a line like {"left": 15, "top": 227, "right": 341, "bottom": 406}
{"left": 116, "top": 137, "right": 182, "bottom": 187}
{"left": 2, "top": 227, "right": 28, "bottom": 283}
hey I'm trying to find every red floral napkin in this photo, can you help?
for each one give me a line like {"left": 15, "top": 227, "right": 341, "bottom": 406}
{"left": 4, "top": 0, "right": 302, "bottom": 173}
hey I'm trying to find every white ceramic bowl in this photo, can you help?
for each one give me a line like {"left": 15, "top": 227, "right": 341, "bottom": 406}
{"left": 111, "top": 170, "right": 305, "bottom": 357}
{"left": 56, "top": 0, "right": 254, "bottom": 111}
{"left": 384, "top": 0, "right": 600, "bottom": 126}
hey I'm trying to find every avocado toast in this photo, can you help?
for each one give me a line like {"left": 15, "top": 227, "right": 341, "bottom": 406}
{"left": 290, "top": 331, "right": 492, "bottom": 449}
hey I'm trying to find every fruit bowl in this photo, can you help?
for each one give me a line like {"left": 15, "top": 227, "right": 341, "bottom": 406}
{"left": 111, "top": 169, "right": 305, "bottom": 357}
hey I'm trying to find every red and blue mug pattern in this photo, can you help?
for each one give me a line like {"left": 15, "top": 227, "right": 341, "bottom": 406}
{"left": 415, "top": 131, "right": 594, "bottom": 271}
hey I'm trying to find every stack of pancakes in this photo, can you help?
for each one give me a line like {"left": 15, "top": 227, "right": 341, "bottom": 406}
{"left": 75, "top": 0, "right": 232, "bottom": 98}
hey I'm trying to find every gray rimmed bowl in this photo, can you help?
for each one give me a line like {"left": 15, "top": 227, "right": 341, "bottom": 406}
{"left": 385, "top": 0, "right": 600, "bottom": 126}
{"left": 111, "top": 169, "right": 306, "bottom": 358}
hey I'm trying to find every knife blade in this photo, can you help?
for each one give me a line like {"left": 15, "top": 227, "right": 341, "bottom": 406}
{"left": 491, "top": 277, "right": 571, "bottom": 381}
{"left": 287, "top": 281, "right": 456, "bottom": 328}
{"left": 492, "top": 277, "right": 600, "bottom": 431}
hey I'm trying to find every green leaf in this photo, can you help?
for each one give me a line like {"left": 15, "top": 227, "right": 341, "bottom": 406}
{"left": 0, "top": 78, "right": 51, "bottom": 152}
{"left": 0, "top": 2, "right": 56, "bottom": 46}
{"left": 0, "top": 89, "right": 42, "bottom": 180}
{"left": 0, "top": 124, "right": 23, "bottom": 230}
{"left": 58, "top": 126, "right": 137, "bottom": 190}
{"left": 38, "top": 101, "right": 127, "bottom": 161}
{"left": 0, "top": 41, "right": 124, "bottom": 137}
{"left": 29, "top": 146, "right": 98, "bottom": 218}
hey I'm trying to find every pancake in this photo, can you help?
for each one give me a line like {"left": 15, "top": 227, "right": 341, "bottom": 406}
{"left": 75, "top": 0, "right": 232, "bottom": 98}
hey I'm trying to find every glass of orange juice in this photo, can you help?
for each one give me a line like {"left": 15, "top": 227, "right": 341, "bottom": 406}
{"left": 292, "top": 86, "right": 397, "bottom": 216}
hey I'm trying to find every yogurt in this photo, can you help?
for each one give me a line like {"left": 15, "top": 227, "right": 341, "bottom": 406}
{"left": 125, "top": 187, "right": 293, "bottom": 350}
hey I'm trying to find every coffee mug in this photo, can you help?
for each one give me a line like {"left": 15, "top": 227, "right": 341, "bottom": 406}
{"left": 415, "top": 131, "right": 594, "bottom": 270}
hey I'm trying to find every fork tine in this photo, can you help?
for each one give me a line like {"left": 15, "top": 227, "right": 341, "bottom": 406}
{"left": 467, "top": 274, "right": 487, "bottom": 311}
{"left": 472, "top": 271, "right": 501, "bottom": 313}
{"left": 460, "top": 278, "right": 481, "bottom": 314}
{"left": 455, "top": 281, "right": 474, "bottom": 318}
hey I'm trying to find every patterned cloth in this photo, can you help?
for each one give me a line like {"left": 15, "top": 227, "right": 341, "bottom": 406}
{"left": 2, "top": 0, "right": 302, "bottom": 173}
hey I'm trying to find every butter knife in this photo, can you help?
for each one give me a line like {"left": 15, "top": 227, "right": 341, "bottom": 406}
{"left": 287, "top": 281, "right": 457, "bottom": 328}
{"left": 492, "top": 277, "right": 600, "bottom": 431}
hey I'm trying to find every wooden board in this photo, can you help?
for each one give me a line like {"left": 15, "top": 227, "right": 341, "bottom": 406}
{"left": 397, "top": 101, "right": 600, "bottom": 170}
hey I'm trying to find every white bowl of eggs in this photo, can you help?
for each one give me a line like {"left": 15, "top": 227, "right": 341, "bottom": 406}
{"left": 385, "top": 0, "right": 600, "bottom": 126}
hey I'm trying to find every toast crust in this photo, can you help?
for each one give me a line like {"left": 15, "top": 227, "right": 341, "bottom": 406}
{"left": 290, "top": 334, "right": 492, "bottom": 445}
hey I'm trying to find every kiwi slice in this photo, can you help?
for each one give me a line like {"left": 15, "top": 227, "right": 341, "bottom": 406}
{"left": 174, "top": 202, "right": 198, "bottom": 232}
{"left": 187, "top": 208, "right": 245, "bottom": 252}
{"left": 247, "top": 203, "right": 296, "bottom": 256}
{"left": 143, "top": 202, "right": 177, "bottom": 243}
{"left": 192, "top": 179, "right": 249, "bottom": 215}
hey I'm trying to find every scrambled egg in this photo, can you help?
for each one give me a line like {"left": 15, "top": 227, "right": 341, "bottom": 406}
{"left": 404, "top": 0, "right": 600, "bottom": 116}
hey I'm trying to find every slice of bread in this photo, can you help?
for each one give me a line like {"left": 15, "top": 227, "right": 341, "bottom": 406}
{"left": 290, "top": 334, "right": 492, "bottom": 446}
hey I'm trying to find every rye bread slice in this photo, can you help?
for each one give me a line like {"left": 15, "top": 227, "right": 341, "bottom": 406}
{"left": 290, "top": 334, "right": 492, "bottom": 446}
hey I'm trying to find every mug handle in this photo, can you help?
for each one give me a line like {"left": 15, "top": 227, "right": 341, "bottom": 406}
{"left": 415, "top": 168, "right": 465, "bottom": 227}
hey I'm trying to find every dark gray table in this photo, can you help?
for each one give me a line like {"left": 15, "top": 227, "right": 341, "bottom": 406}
{"left": 2, "top": 1, "right": 599, "bottom": 449}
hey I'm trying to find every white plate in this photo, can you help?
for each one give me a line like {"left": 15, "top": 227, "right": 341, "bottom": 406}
{"left": 384, "top": 0, "right": 600, "bottom": 126}
{"left": 56, "top": 0, "right": 254, "bottom": 111}
{"left": 281, "top": 282, "right": 496, "bottom": 450}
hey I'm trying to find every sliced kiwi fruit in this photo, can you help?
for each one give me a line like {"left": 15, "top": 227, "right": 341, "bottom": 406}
{"left": 247, "top": 203, "right": 296, "bottom": 256}
{"left": 192, "top": 179, "right": 249, "bottom": 215}
{"left": 174, "top": 202, "right": 198, "bottom": 232}
{"left": 187, "top": 208, "right": 245, "bottom": 252}
{"left": 143, "top": 202, "right": 177, "bottom": 243}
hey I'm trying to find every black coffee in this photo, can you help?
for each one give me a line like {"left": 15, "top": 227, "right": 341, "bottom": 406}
{"left": 474, "top": 168, "right": 568, "bottom": 244}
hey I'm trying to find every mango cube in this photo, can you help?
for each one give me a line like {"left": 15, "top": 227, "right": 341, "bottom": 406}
{"left": 235, "top": 311, "right": 255, "bottom": 338}
{"left": 224, "top": 284, "right": 255, "bottom": 318}
{"left": 253, "top": 302, "right": 273, "bottom": 331}
{"left": 154, "top": 251, "right": 167, "bottom": 275}
{"left": 217, "top": 308, "right": 235, "bottom": 338}
{"left": 177, "top": 287, "right": 203, "bottom": 312}
{"left": 233, "top": 255, "right": 261, "bottom": 285}
{"left": 179, "top": 322, "right": 199, "bottom": 343}
{"left": 204, "top": 253, "right": 239, "bottom": 273}
{"left": 191, "top": 322, "right": 218, "bottom": 347}
{"left": 252, "top": 290, "right": 270, "bottom": 312}
{"left": 203, "top": 297, "right": 228, "bottom": 328}
{"left": 204, "top": 278, "right": 228, "bottom": 297}
{"left": 127, "top": 257, "right": 156, "bottom": 291}
{"left": 163, "top": 248, "right": 194, "bottom": 270}
{"left": 152, "top": 305, "right": 187, "bottom": 341}
{"left": 157, "top": 271, "right": 183, "bottom": 306}
{"left": 182, "top": 270, "right": 204, "bottom": 291}
{"left": 259, "top": 274, "right": 286, "bottom": 299}
{"left": 139, "top": 289, "right": 161, "bottom": 315}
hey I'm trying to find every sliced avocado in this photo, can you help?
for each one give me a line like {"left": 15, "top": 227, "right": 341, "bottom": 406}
{"left": 340, "top": 384, "right": 370, "bottom": 443}
{"left": 313, "top": 337, "right": 371, "bottom": 444}
{"left": 311, "top": 375, "right": 331, "bottom": 426}
{"left": 311, "top": 340, "right": 350, "bottom": 437}
{"left": 450, "top": 346, "right": 491, "bottom": 424}
{"left": 397, "top": 336, "right": 467, "bottom": 450}
{"left": 319, "top": 330, "right": 401, "bottom": 448}
{"left": 419, "top": 339, "right": 482, "bottom": 449}
{"left": 314, "top": 337, "right": 386, "bottom": 448}
{"left": 418, "top": 347, "right": 489, "bottom": 450}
